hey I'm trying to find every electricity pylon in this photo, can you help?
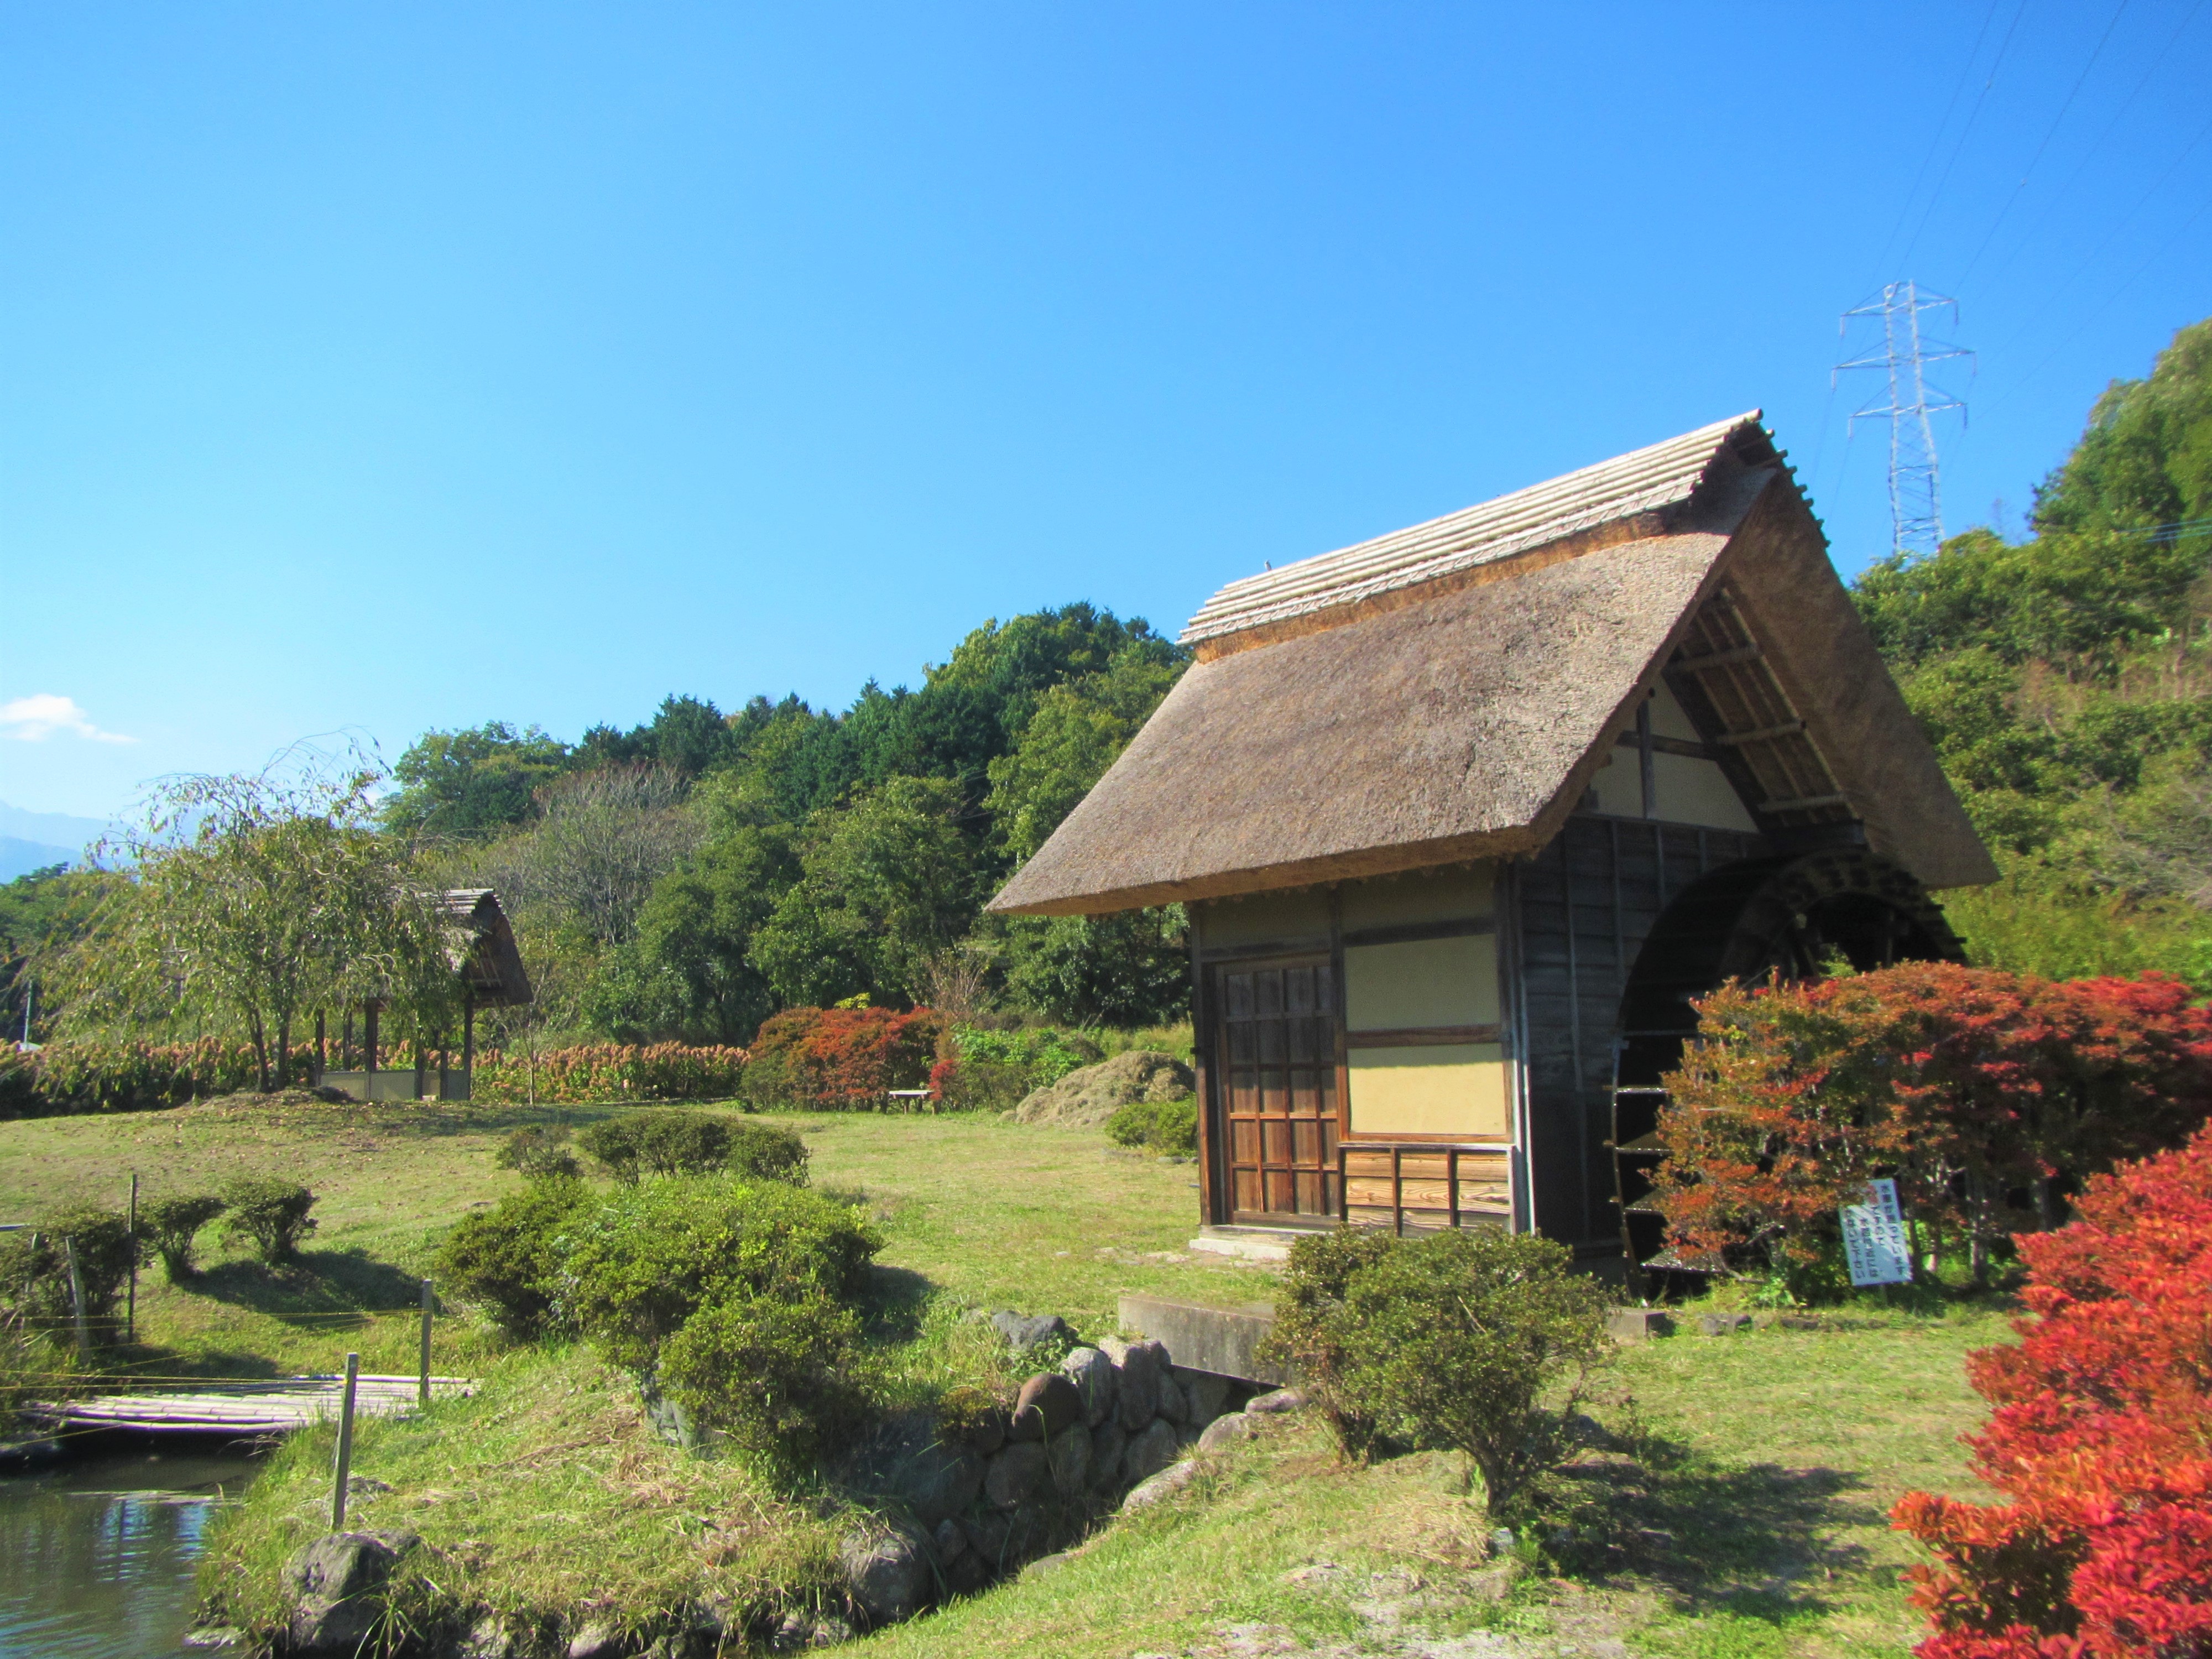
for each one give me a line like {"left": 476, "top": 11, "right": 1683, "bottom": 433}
{"left": 1835, "top": 282, "right": 1974, "bottom": 557}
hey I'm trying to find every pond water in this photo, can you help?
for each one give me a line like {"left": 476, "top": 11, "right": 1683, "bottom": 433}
{"left": 1, "top": 1443, "right": 262, "bottom": 1659}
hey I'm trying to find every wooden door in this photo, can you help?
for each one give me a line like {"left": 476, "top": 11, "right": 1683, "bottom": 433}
{"left": 1215, "top": 958, "right": 1340, "bottom": 1222}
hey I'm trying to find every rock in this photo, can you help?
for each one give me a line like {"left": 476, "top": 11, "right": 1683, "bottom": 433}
{"left": 1060, "top": 1346, "right": 1117, "bottom": 1426}
{"left": 1045, "top": 1423, "right": 1091, "bottom": 1494}
{"left": 1155, "top": 1370, "right": 1188, "bottom": 1424}
{"left": 457, "top": 1614, "right": 517, "bottom": 1658}
{"left": 1700, "top": 1312, "right": 1753, "bottom": 1335}
{"left": 1095, "top": 1333, "right": 1135, "bottom": 1365}
{"left": 1013, "top": 1051, "right": 1196, "bottom": 1128}
{"left": 944, "top": 1545, "right": 991, "bottom": 1596}
{"left": 932, "top": 1516, "right": 967, "bottom": 1562}
{"left": 1121, "top": 1417, "right": 1180, "bottom": 1485}
{"left": 768, "top": 1616, "right": 813, "bottom": 1655}
{"left": 1114, "top": 1339, "right": 1168, "bottom": 1431}
{"left": 1488, "top": 1526, "right": 1517, "bottom": 1557}
{"left": 1016, "top": 1372, "right": 1087, "bottom": 1439}
{"left": 0, "top": 1437, "right": 63, "bottom": 1470}
{"left": 1005, "top": 1403, "right": 1045, "bottom": 1443}
{"left": 1605, "top": 1307, "right": 1674, "bottom": 1342}
{"left": 1121, "top": 1458, "right": 1202, "bottom": 1511}
{"left": 989, "top": 1310, "right": 1074, "bottom": 1353}
{"left": 283, "top": 1531, "right": 418, "bottom": 1655}
{"left": 962, "top": 1502, "right": 1048, "bottom": 1567}
{"left": 1019, "top": 1549, "right": 1077, "bottom": 1580}
{"left": 1245, "top": 1387, "right": 1308, "bottom": 1415}
{"left": 1197, "top": 1412, "right": 1254, "bottom": 1453}
{"left": 896, "top": 1439, "right": 985, "bottom": 1526}
{"left": 984, "top": 1440, "right": 1051, "bottom": 1510}
{"left": 1173, "top": 1368, "right": 1230, "bottom": 1428}
{"left": 838, "top": 1521, "right": 931, "bottom": 1626}
{"left": 566, "top": 1624, "right": 624, "bottom": 1659}
{"left": 1088, "top": 1419, "right": 1126, "bottom": 1490}
{"left": 805, "top": 1615, "right": 855, "bottom": 1647}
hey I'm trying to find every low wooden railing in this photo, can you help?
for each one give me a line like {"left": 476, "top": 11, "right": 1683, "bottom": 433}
{"left": 1338, "top": 1142, "right": 1512, "bottom": 1234}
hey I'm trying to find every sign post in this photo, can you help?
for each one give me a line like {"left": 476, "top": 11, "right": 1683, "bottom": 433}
{"left": 1841, "top": 1177, "right": 1913, "bottom": 1287}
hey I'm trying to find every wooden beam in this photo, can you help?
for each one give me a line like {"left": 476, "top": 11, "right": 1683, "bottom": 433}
{"left": 1714, "top": 719, "right": 1806, "bottom": 747}
{"left": 1758, "top": 791, "right": 1850, "bottom": 814}
{"left": 1674, "top": 641, "right": 1764, "bottom": 671}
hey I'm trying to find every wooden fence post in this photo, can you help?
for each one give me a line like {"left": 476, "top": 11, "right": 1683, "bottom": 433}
{"left": 65, "top": 1237, "right": 91, "bottom": 1360}
{"left": 331, "top": 1352, "right": 361, "bottom": 1530}
{"left": 419, "top": 1279, "right": 434, "bottom": 1408}
{"left": 126, "top": 1172, "right": 139, "bottom": 1346}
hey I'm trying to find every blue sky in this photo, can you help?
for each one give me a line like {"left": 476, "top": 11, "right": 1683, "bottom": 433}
{"left": 4, "top": 2, "right": 2209, "bottom": 822}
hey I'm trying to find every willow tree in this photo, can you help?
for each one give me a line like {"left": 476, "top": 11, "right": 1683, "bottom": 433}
{"left": 49, "top": 749, "right": 453, "bottom": 1091}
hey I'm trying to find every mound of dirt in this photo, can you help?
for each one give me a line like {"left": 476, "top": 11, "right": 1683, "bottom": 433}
{"left": 1013, "top": 1051, "right": 1195, "bottom": 1129}
{"left": 184, "top": 1086, "right": 358, "bottom": 1114}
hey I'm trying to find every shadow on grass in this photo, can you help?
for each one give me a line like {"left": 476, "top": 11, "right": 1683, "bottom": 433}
{"left": 182, "top": 1249, "right": 427, "bottom": 1325}
{"left": 861, "top": 1265, "right": 934, "bottom": 1343}
{"left": 1538, "top": 1425, "right": 1882, "bottom": 1627}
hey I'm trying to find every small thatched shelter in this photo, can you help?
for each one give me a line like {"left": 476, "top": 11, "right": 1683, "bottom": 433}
{"left": 321, "top": 888, "right": 534, "bottom": 1104}
{"left": 990, "top": 413, "right": 1992, "bottom": 1283}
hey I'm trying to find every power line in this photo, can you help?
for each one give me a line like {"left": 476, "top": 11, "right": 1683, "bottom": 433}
{"left": 1864, "top": 0, "right": 2008, "bottom": 299}
{"left": 1969, "top": 0, "right": 2207, "bottom": 299}
{"left": 1835, "top": 283, "right": 1976, "bottom": 556}
{"left": 1898, "top": 0, "right": 2033, "bottom": 279}
{"left": 1955, "top": 0, "right": 2134, "bottom": 290}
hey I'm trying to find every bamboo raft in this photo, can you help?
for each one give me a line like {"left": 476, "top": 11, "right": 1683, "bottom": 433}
{"left": 30, "top": 1374, "right": 474, "bottom": 1437}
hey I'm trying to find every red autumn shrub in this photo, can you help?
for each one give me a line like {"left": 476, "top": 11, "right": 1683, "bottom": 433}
{"left": 740, "top": 1005, "right": 941, "bottom": 1109}
{"left": 1652, "top": 964, "right": 2212, "bottom": 1276}
{"left": 1892, "top": 1125, "right": 2212, "bottom": 1658}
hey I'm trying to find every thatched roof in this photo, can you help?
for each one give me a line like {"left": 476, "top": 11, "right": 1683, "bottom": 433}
{"left": 990, "top": 414, "right": 1993, "bottom": 916}
{"left": 439, "top": 889, "right": 534, "bottom": 1007}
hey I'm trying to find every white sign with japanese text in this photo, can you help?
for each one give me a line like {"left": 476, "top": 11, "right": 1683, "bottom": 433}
{"left": 1841, "top": 1177, "right": 1913, "bottom": 1287}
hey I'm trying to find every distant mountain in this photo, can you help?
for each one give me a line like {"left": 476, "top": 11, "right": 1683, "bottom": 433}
{"left": 0, "top": 837, "right": 80, "bottom": 881}
{"left": 0, "top": 801, "right": 111, "bottom": 872}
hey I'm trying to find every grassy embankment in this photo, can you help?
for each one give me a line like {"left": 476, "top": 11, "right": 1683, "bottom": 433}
{"left": 0, "top": 1098, "right": 2003, "bottom": 1657}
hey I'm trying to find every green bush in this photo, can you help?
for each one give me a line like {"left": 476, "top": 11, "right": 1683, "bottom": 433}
{"left": 659, "top": 1287, "right": 868, "bottom": 1470}
{"left": 1105, "top": 1094, "right": 1199, "bottom": 1155}
{"left": 576, "top": 1109, "right": 743, "bottom": 1182}
{"left": 434, "top": 1175, "right": 591, "bottom": 1340}
{"left": 726, "top": 1119, "right": 809, "bottom": 1186}
{"left": 217, "top": 1177, "right": 318, "bottom": 1264}
{"left": 495, "top": 1125, "right": 581, "bottom": 1181}
{"left": 561, "top": 1177, "right": 883, "bottom": 1373}
{"left": 1263, "top": 1227, "right": 1608, "bottom": 1517}
{"left": 142, "top": 1194, "right": 227, "bottom": 1282}
{"left": 0, "top": 1204, "right": 137, "bottom": 1338}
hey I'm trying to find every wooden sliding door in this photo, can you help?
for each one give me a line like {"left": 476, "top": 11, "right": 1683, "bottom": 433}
{"left": 1214, "top": 957, "right": 1340, "bottom": 1222}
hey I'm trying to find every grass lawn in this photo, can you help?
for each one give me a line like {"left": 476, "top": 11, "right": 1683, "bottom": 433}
{"left": 0, "top": 1097, "right": 2005, "bottom": 1657}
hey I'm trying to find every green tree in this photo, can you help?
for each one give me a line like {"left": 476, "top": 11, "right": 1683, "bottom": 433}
{"left": 49, "top": 753, "right": 452, "bottom": 1090}
{"left": 384, "top": 722, "right": 572, "bottom": 839}
{"left": 0, "top": 863, "right": 118, "bottom": 1041}
{"left": 751, "top": 776, "right": 978, "bottom": 1006}
{"left": 576, "top": 693, "right": 743, "bottom": 779}
{"left": 998, "top": 906, "right": 1190, "bottom": 1027}
{"left": 984, "top": 645, "right": 1186, "bottom": 865}
{"left": 588, "top": 820, "right": 801, "bottom": 1044}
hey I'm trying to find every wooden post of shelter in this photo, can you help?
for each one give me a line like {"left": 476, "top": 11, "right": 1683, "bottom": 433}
{"left": 363, "top": 1002, "right": 380, "bottom": 1086}
{"left": 314, "top": 1011, "right": 326, "bottom": 1084}
{"left": 461, "top": 997, "right": 475, "bottom": 1089}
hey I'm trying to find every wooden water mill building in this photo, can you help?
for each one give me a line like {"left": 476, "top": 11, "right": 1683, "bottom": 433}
{"left": 989, "top": 413, "right": 1994, "bottom": 1281}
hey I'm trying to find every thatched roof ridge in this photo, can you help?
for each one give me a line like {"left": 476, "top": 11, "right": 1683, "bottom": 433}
{"left": 1182, "top": 411, "right": 1770, "bottom": 649}
{"left": 989, "top": 420, "right": 1992, "bottom": 917}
